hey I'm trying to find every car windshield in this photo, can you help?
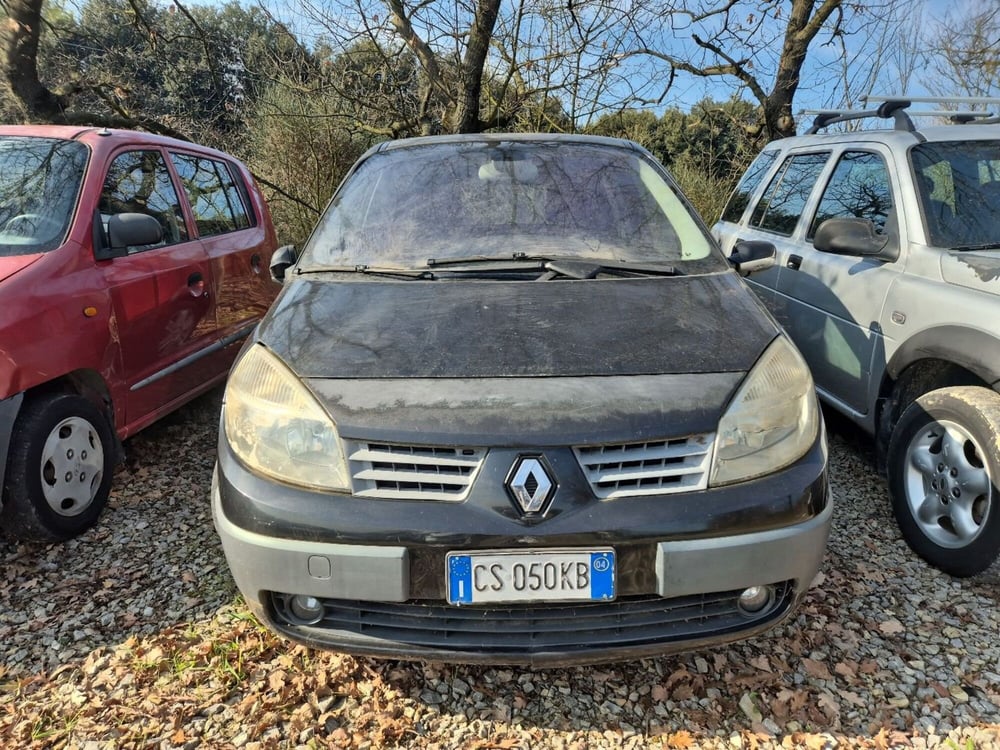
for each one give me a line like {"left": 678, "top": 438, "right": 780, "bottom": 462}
{"left": 911, "top": 140, "right": 1000, "bottom": 249}
{"left": 0, "top": 136, "right": 89, "bottom": 257}
{"left": 299, "top": 140, "right": 721, "bottom": 272}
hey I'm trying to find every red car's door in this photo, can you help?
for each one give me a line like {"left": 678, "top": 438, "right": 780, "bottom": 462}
{"left": 96, "top": 148, "right": 218, "bottom": 429}
{"left": 168, "top": 151, "right": 276, "bottom": 350}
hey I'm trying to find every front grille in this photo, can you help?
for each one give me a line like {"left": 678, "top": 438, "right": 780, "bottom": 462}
{"left": 574, "top": 435, "right": 713, "bottom": 499}
{"left": 347, "top": 442, "right": 486, "bottom": 501}
{"left": 271, "top": 583, "right": 792, "bottom": 654}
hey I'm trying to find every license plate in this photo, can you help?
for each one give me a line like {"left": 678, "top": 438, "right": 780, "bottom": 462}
{"left": 446, "top": 549, "right": 615, "bottom": 605}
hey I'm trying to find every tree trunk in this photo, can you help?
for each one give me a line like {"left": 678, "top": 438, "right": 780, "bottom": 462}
{"left": 1, "top": 0, "right": 67, "bottom": 120}
{"left": 764, "top": 0, "right": 841, "bottom": 140}
{"left": 452, "top": 0, "right": 500, "bottom": 133}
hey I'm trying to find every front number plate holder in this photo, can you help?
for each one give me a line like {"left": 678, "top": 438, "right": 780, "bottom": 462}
{"left": 446, "top": 548, "right": 616, "bottom": 605}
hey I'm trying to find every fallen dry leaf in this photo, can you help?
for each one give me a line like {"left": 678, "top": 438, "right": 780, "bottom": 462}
{"left": 839, "top": 689, "right": 866, "bottom": 707}
{"left": 665, "top": 730, "right": 694, "bottom": 749}
{"left": 817, "top": 691, "right": 839, "bottom": 720}
{"left": 802, "top": 658, "right": 833, "bottom": 681}
{"left": 834, "top": 661, "right": 858, "bottom": 680}
{"left": 750, "top": 655, "right": 772, "bottom": 673}
{"left": 879, "top": 618, "right": 905, "bottom": 635}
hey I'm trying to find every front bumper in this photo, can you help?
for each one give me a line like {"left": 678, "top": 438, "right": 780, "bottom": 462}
{"left": 0, "top": 393, "right": 24, "bottom": 510}
{"left": 213, "top": 433, "right": 832, "bottom": 667}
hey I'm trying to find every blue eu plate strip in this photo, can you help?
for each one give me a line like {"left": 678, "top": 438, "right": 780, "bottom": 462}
{"left": 449, "top": 555, "right": 474, "bottom": 604}
{"left": 591, "top": 551, "right": 615, "bottom": 599}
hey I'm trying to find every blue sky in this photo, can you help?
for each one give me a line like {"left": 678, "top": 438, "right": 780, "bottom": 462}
{"left": 192, "top": 0, "right": 988, "bottom": 127}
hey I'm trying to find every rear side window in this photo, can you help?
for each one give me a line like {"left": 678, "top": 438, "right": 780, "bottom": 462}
{"left": 809, "top": 151, "right": 894, "bottom": 238}
{"left": 750, "top": 153, "right": 830, "bottom": 236}
{"left": 170, "top": 154, "right": 253, "bottom": 237}
{"left": 100, "top": 150, "right": 189, "bottom": 248}
{"left": 720, "top": 151, "right": 777, "bottom": 222}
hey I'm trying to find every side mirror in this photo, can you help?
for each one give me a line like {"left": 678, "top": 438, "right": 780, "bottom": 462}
{"left": 729, "top": 240, "right": 776, "bottom": 277}
{"left": 269, "top": 244, "right": 298, "bottom": 283}
{"left": 813, "top": 217, "right": 895, "bottom": 260}
{"left": 97, "top": 213, "right": 163, "bottom": 259}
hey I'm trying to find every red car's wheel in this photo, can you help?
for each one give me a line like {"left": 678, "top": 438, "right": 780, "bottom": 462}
{"left": 2, "top": 393, "right": 115, "bottom": 541}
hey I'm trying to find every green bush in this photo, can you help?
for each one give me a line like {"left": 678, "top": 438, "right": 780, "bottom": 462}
{"left": 244, "top": 83, "right": 376, "bottom": 246}
{"left": 668, "top": 153, "right": 744, "bottom": 226}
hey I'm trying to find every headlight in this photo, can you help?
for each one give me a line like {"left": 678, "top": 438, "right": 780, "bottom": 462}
{"left": 224, "top": 344, "right": 350, "bottom": 492}
{"left": 710, "top": 336, "right": 819, "bottom": 486}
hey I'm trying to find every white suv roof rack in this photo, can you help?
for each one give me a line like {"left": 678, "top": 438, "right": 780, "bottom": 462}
{"left": 801, "top": 96, "right": 1000, "bottom": 134}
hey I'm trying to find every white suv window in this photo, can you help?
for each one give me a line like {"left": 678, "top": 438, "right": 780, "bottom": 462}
{"left": 720, "top": 150, "right": 777, "bottom": 223}
{"left": 912, "top": 140, "right": 1000, "bottom": 249}
{"left": 749, "top": 153, "right": 829, "bottom": 236}
{"left": 808, "top": 151, "right": 895, "bottom": 239}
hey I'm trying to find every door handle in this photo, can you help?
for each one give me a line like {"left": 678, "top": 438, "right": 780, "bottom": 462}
{"left": 787, "top": 254, "right": 802, "bottom": 270}
{"left": 251, "top": 253, "right": 262, "bottom": 274}
{"left": 187, "top": 272, "right": 207, "bottom": 297}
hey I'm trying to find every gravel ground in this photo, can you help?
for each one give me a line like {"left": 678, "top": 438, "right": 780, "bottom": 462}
{"left": 1, "top": 388, "right": 999, "bottom": 748}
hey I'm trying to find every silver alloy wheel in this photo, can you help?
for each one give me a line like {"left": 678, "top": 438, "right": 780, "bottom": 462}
{"left": 903, "top": 418, "right": 992, "bottom": 549}
{"left": 39, "top": 416, "right": 105, "bottom": 517}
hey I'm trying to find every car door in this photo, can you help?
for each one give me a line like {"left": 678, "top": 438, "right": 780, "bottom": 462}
{"left": 168, "top": 151, "right": 274, "bottom": 350}
{"left": 96, "top": 148, "right": 217, "bottom": 426}
{"left": 712, "top": 149, "right": 782, "bottom": 307}
{"left": 772, "top": 148, "right": 904, "bottom": 416}
{"left": 720, "top": 151, "right": 832, "bottom": 327}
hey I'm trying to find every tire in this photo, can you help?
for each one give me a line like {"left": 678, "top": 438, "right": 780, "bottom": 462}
{"left": 1, "top": 393, "right": 115, "bottom": 541}
{"left": 887, "top": 386, "right": 1000, "bottom": 577}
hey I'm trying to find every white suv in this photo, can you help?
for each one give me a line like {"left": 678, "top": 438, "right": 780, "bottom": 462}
{"left": 713, "top": 99, "right": 1000, "bottom": 577}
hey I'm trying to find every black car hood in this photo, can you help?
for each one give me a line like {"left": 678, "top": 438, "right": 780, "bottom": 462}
{"left": 261, "top": 273, "right": 778, "bottom": 379}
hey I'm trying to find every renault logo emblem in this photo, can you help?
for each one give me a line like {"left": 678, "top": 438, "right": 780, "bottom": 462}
{"left": 506, "top": 456, "right": 555, "bottom": 515}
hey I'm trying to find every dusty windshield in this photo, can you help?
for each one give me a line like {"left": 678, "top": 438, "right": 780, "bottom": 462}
{"left": 0, "top": 137, "right": 88, "bottom": 257}
{"left": 911, "top": 140, "right": 1000, "bottom": 249}
{"left": 300, "top": 140, "right": 721, "bottom": 271}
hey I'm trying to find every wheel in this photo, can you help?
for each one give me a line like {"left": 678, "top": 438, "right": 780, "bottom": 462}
{"left": 1, "top": 393, "right": 115, "bottom": 541}
{"left": 887, "top": 386, "right": 1000, "bottom": 577}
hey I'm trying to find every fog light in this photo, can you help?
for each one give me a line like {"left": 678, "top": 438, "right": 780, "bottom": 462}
{"left": 289, "top": 594, "right": 324, "bottom": 624}
{"left": 738, "top": 585, "right": 771, "bottom": 614}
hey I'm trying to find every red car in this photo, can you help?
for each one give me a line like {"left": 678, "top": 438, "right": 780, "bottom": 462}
{"left": 0, "top": 125, "right": 279, "bottom": 541}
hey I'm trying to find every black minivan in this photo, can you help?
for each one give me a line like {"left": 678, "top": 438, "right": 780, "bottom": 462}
{"left": 212, "top": 134, "right": 831, "bottom": 667}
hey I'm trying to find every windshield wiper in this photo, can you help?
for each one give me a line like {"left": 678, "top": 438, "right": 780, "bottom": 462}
{"left": 296, "top": 265, "right": 435, "bottom": 279}
{"left": 425, "top": 254, "right": 542, "bottom": 268}
{"left": 951, "top": 243, "right": 1000, "bottom": 252}
{"left": 425, "top": 253, "right": 680, "bottom": 278}
{"left": 542, "top": 259, "right": 680, "bottom": 279}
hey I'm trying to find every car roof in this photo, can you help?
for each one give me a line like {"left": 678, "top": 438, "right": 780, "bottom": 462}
{"left": 0, "top": 124, "right": 244, "bottom": 163}
{"left": 770, "top": 123, "right": 1000, "bottom": 151}
{"left": 375, "top": 132, "right": 647, "bottom": 153}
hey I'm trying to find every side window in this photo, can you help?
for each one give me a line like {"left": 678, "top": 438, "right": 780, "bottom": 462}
{"left": 749, "top": 153, "right": 830, "bottom": 236}
{"left": 721, "top": 151, "right": 778, "bottom": 222}
{"left": 100, "top": 150, "right": 189, "bottom": 249}
{"left": 170, "top": 153, "right": 253, "bottom": 237}
{"left": 809, "top": 151, "right": 895, "bottom": 239}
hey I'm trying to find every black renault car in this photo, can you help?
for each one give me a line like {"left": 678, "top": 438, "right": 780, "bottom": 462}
{"left": 213, "top": 133, "right": 831, "bottom": 666}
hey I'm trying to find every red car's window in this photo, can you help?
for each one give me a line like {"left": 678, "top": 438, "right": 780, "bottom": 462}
{"left": 0, "top": 136, "right": 88, "bottom": 256}
{"left": 170, "top": 153, "right": 253, "bottom": 237}
{"left": 100, "top": 150, "right": 189, "bottom": 249}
